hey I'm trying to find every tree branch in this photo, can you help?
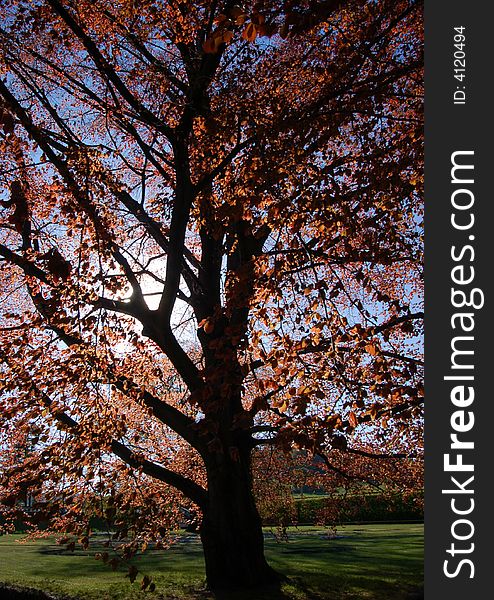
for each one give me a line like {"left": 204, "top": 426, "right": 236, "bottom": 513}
{"left": 0, "top": 351, "right": 208, "bottom": 508}
{"left": 46, "top": 0, "right": 175, "bottom": 142}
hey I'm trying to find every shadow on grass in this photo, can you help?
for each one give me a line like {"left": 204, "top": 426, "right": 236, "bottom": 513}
{"left": 2, "top": 526, "right": 423, "bottom": 600}
{"left": 0, "top": 582, "right": 78, "bottom": 600}
{"left": 212, "top": 580, "right": 311, "bottom": 600}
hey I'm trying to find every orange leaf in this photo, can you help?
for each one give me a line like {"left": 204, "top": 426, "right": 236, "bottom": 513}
{"left": 365, "top": 343, "right": 378, "bottom": 356}
{"left": 242, "top": 23, "right": 257, "bottom": 42}
{"left": 203, "top": 319, "right": 214, "bottom": 334}
{"left": 230, "top": 7, "right": 247, "bottom": 25}
{"left": 127, "top": 565, "right": 138, "bottom": 583}
{"left": 348, "top": 411, "right": 358, "bottom": 428}
{"left": 141, "top": 575, "right": 151, "bottom": 591}
{"left": 202, "top": 37, "right": 217, "bottom": 54}
{"left": 213, "top": 14, "right": 228, "bottom": 25}
{"left": 279, "top": 22, "right": 289, "bottom": 39}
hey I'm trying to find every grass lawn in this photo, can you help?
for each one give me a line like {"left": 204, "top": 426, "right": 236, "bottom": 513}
{"left": 0, "top": 524, "right": 423, "bottom": 600}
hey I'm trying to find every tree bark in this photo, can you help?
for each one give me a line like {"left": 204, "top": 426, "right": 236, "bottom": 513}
{"left": 200, "top": 449, "right": 279, "bottom": 590}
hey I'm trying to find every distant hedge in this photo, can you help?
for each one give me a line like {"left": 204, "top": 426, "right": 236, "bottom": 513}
{"left": 8, "top": 491, "right": 424, "bottom": 533}
{"left": 261, "top": 492, "right": 423, "bottom": 526}
{"left": 293, "top": 492, "right": 424, "bottom": 524}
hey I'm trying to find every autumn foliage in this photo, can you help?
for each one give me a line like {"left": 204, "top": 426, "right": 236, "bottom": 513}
{"left": 0, "top": 0, "right": 423, "bottom": 590}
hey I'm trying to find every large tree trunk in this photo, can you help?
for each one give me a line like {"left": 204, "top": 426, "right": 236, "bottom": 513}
{"left": 200, "top": 449, "right": 279, "bottom": 590}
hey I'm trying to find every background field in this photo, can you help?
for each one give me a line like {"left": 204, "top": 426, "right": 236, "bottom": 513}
{"left": 0, "top": 524, "right": 423, "bottom": 600}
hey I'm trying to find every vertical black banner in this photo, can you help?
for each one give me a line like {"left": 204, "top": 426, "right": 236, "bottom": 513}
{"left": 425, "top": 1, "right": 492, "bottom": 598}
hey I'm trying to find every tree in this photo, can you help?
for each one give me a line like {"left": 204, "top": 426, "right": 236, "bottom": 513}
{"left": 0, "top": 0, "right": 423, "bottom": 591}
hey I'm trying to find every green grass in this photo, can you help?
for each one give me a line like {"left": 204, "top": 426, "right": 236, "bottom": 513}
{"left": 0, "top": 524, "right": 423, "bottom": 600}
